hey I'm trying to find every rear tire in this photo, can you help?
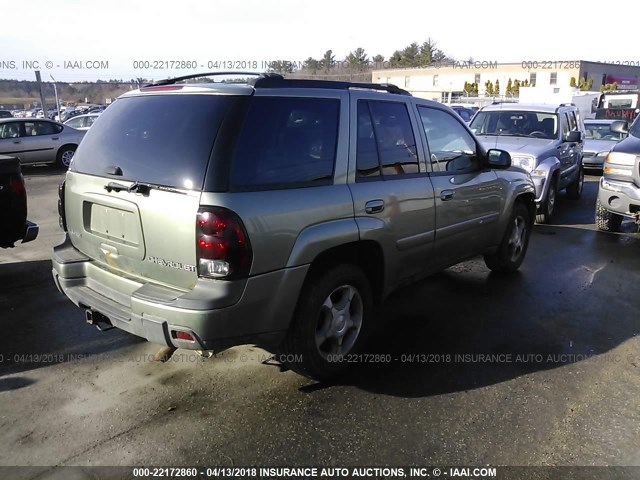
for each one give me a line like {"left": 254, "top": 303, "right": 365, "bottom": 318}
{"left": 536, "top": 175, "right": 557, "bottom": 224}
{"left": 279, "top": 264, "right": 373, "bottom": 381}
{"left": 566, "top": 165, "right": 584, "bottom": 199}
{"left": 595, "top": 198, "right": 623, "bottom": 232}
{"left": 484, "top": 202, "right": 532, "bottom": 273}
{"left": 57, "top": 145, "right": 76, "bottom": 168}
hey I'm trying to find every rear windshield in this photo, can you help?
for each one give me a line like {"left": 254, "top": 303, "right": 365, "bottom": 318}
{"left": 71, "top": 94, "right": 239, "bottom": 189}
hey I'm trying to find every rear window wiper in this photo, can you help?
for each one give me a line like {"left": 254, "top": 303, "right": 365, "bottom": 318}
{"left": 104, "top": 181, "right": 187, "bottom": 195}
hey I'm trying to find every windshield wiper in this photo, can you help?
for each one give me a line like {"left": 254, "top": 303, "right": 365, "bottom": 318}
{"left": 105, "top": 181, "right": 186, "bottom": 196}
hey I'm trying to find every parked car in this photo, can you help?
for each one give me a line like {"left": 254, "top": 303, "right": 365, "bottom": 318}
{"left": 60, "top": 110, "right": 83, "bottom": 122}
{"left": 52, "top": 73, "right": 536, "bottom": 381}
{"left": 86, "top": 105, "right": 107, "bottom": 114}
{"left": 450, "top": 105, "right": 476, "bottom": 124}
{"left": 582, "top": 119, "right": 627, "bottom": 172}
{"left": 0, "top": 110, "right": 13, "bottom": 118}
{"left": 0, "top": 118, "right": 85, "bottom": 168}
{"left": 0, "top": 155, "right": 38, "bottom": 248}
{"left": 595, "top": 118, "right": 640, "bottom": 231}
{"left": 63, "top": 113, "right": 101, "bottom": 131}
{"left": 470, "top": 103, "right": 585, "bottom": 223}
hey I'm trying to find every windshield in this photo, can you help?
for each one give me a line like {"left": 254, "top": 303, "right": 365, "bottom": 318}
{"left": 584, "top": 122, "right": 625, "bottom": 141}
{"left": 629, "top": 117, "right": 640, "bottom": 138}
{"left": 470, "top": 110, "right": 558, "bottom": 139}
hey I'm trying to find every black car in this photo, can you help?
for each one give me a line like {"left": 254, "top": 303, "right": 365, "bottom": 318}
{"left": 0, "top": 155, "right": 38, "bottom": 248}
{"left": 0, "top": 110, "right": 13, "bottom": 118}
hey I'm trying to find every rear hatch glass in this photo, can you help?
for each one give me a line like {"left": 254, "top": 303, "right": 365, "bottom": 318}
{"left": 71, "top": 94, "right": 240, "bottom": 189}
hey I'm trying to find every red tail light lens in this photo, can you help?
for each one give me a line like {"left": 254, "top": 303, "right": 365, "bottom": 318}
{"left": 10, "top": 175, "right": 25, "bottom": 195}
{"left": 196, "top": 207, "right": 251, "bottom": 279}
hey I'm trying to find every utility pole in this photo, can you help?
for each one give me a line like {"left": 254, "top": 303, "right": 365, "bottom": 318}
{"left": 50, "top": 75, "right": 61, "bottom": 121}
{"left": 34, "top": 71, "right": 48, "bottom": 119}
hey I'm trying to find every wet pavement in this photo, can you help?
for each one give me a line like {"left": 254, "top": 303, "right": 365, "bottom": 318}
{"left": 1, "top": 169, "right": 639, "bottom": 470}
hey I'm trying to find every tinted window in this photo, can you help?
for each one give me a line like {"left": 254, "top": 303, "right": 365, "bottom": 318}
{"left": 562, "top": 113, "right": 570, "bottom": 136}
{"left": 629, "top": 117, "right": 640, "bottom": 138}
{"left": 24, "top": 121, "right": 60, "bottom": 136}
{"left": 568, "top": 111, "right": 577, "bottom": 131}
{"left": 418, "top": 106, "right": 477, "bottom": 173}
{"left": 0, "top": 122, "right": 21, "bottom": 139}
{"left": 231, "top": 97, "right": 339, "bottom": 190}
{"left": 371, "top": 101, "right": 419, "bottom": 176}
{"left": 72, "top": 95, "right": 239, "bottom": 190}
{"left": 65, "top": 117, "right": 84, "bottom": 129}
{"left": 356, "top": 101, "right": 419, "bottom": 179}
{"left": 356, "top": 102, "right": 381, "bottom": 179}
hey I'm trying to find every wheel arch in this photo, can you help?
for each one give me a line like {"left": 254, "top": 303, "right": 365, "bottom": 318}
{"left": 305, "top": 240, "right": 385, "bottom": 305}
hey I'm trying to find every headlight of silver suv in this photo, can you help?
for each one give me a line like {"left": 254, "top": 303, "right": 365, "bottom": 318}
{"left": 604, "top": 152, "right": 636, "bottom": 177}
{"left": 511, "top": 155, "right": 535, "bottom": 173}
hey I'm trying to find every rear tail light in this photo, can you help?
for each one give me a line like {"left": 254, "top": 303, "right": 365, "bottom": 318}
{"left": 196, "top": 207, "right": 252, "bottom": 279}
{"left": 10, "top": 175, "right": 25, "bottom": 195}
{"left": 58, "top": 181, "right": 67, "bottom": 231}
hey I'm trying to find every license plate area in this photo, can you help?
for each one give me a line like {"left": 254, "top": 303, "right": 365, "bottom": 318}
{"left": 84, "top": 202, "right": 140, "bottom": 247}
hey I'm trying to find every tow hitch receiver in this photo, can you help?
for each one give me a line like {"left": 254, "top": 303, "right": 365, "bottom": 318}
{"left": 85, "top": 309, "right": 114, "bottom": 331}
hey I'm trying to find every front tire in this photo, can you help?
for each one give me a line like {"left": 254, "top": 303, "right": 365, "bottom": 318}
{"left": 57, "top": 145, "right": 76, "bottom": 168}
{"left": 595, "top": 198, "right": 623, "bottom": 232}
{"left": 484, "top": 202, "right": 532, "bottom": 273}
{"left": 280, "top": 264, "right": 373, "bottom": 381}
{"left": 536, "top": 175, "right": 557, "bottom": 224}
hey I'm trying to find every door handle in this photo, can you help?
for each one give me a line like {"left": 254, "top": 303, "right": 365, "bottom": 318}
{"left": 52, "top": 137, "right": 59, "bottom": 140}
{"left": 13, "top": 140, "right": 21, "bottom": 144}
{"left": 365, "top": 199, "right": 384, "bottom": 214}
{"left": 440, "top": 189, "right": 455, "bottom": 201}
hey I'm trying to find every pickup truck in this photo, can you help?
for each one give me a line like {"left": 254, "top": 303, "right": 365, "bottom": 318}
{"left": 0, "top": 155, "right": 38, "bottom": 248}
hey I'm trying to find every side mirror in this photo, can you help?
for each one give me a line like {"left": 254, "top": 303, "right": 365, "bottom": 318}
{"left": 565, "top": 130, "right": 582, "bottom": 143}
{"left": 487, "top": 149, "right": 511, "bottom": 169}
{"left": 610, "top": 120, "right": 629, "bottom": 134}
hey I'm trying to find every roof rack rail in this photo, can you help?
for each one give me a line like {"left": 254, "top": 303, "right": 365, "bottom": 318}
{"left": 145, "top": 71, "right": 410, "bottom": 95}
{"left": 249, "top": 75, "right": 411, "bottom": 95}
{"left": 147, "top": 72, "right": 282, "bottom": 87}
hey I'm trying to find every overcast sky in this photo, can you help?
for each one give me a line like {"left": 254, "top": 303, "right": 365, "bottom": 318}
{"left": 1, "top": 0, "right": 638, "bottom": 82}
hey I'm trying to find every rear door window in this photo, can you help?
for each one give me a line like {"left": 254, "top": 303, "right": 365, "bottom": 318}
{"left": 230, "top": 97, "right": 339, "bottom": 190}
{"left": 71, "top": 94, "right": 241, "bottom": 190}
{"left": 355, "top": 100, "right": 419, "bottom": 180}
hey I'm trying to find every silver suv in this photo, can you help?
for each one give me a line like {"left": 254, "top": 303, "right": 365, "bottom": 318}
{"left": 595, "top": 117, "right": 640, "bottom": 230}
{"left": 52, "top": 73, "right": 536, "bottom": 380}
{"left": 470, "top": 103, "right": 585, "bottom": 223}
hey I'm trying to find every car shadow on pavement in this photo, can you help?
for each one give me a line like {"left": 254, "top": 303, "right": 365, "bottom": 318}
{"left": 0, "top": 376, "right": 35, "bottom": 392}
{"left": 322, "top": 225, "right": 640, "bottom": 397}
{"left": 0, "top": 259, "right": 143, "bottom": 377}
{"left": 20, "top": 164, "right": 68, "bottom": 177}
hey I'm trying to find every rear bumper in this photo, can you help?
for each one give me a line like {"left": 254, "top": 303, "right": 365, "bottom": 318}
{"left": 51, "top": 236, "right": 308, "bottom": 351}
{"left": 22, "top": 220, "right": 39, "bottom": 243}
{"left": 0, "top": 220, "right": 38, "bottom": 248}
{"left": 598, "top": 177, "right": 640, "bottom": 218}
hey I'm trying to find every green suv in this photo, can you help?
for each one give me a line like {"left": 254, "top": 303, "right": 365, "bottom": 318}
{"left": 52, "top": 73, "right": 536, "bottom": 380}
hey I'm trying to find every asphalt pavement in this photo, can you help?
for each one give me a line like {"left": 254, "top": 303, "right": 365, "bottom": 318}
{"left": 1, "top": 167, "right": 639, "bottom": 471}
